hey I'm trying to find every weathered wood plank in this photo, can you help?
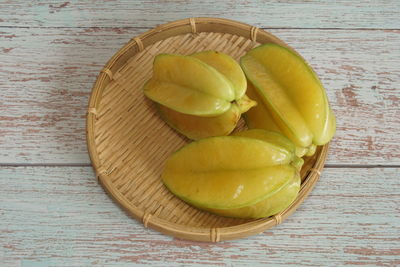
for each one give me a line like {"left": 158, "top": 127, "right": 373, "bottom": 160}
{"left": 1, "top": 27, "right": 399, "bottom": 165}
{"left": 0, "top": 166, "right": 398, "bottom": 266}
{"left": 1, "top": 0, "right": 399, "bottom": 29}
{"left": 0, "top": 27, "right": 125, "bottom": 164}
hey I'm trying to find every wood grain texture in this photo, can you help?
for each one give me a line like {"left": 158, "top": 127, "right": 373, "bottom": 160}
{"left": 1, "top": 0, "right": 400, "bottom": 29}
{"left": 0, "top": 27, "right": 399, "bottom": 165}
{"left": 0, "top": 166, "right": 398, "bottom": 266}
{"left": 1, "top": 1, "right": 399, "bottom": 265}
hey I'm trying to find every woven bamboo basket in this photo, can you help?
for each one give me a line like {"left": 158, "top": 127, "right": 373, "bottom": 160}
{"left": 86, "top": 17, "right": 329, "bottom": 242}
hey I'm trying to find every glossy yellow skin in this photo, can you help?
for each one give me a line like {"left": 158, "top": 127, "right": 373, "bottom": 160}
{"left": 233, "top": 129, "right": 296, "bottom": 155}
{"left": 144, "top": 54, "right": 235, "bottom": 116}
{"left": 206, "top": 172, "right": 300, "bottom": 219}
{"left": 305, "top": 144, "right": 317, "bottom": 157}
{"left": 191, "top": 51, "right": 247, "bottom": 99}
{"left": 245, "top": 83, "right": 312, "bottom": 157}
{"left": 151, "top": 52, "right": 256, "bottom": 139}
{"left": 162, "top": 130, "right": 301, "bottom": 218}
{"left": 158, "top": 103, "right": 241, "bottom": 140}
{"left": 233, "top": 129, "right": 304, "bottom": 171}
{"left": 241, "top": 44, "right": 336, "bottom": 149}
{"left": 158, "top": 94, "right": 256, "bottom": 140}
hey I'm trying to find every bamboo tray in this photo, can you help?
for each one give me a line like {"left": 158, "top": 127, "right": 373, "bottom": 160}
{"left": 86, "top": 17, "right": 329, "bottom": 242}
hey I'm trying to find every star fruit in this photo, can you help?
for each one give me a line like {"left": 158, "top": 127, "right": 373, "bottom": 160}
{"left": 162, "top": 129, "right": 302, "bottom": 219}
{"left": 240, "top": 44, "right": 336, "bottom": 156}
{"left": 144, "top": 52, "right": 256, "bottom": 139}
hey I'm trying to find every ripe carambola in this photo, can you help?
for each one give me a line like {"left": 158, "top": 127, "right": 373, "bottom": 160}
{"left": 241, "top": 44, "right": 336, "bottom": 156}
{"left": 144, "top": 51, "right": 256, "bottom": 140}
{"left": 162, "top": 129, "right": 302, "bottom": 219}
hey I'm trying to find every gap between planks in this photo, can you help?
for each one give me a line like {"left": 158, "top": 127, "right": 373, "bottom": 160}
{"left": 0, "top": 163, "right": 399, "bottom": 168}
{"left": 0, "top": 26, "right": 399, "bottom": 31}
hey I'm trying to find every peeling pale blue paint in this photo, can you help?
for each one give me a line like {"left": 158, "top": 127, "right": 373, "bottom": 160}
{"left": 1, "top": 167, "right": 399, "bottom": 266}
{"left": 1, "top": 1, "right": 400, "bottom": 29}
{"left": 1, "top": 1, "right": 400, "bottom": 266}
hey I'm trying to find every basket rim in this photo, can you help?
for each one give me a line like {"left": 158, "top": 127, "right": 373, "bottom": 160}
{"left": 86, "top": 17, "right": 329, "bottom": 242}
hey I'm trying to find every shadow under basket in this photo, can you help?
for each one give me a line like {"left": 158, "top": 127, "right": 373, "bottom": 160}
{"left": 86, "top": 17, "right": 329, "bottom": 242}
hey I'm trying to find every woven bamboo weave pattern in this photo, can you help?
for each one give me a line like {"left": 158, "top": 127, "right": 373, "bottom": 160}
{"left": 87, "top": 18, "right": 329, "bottom": 242}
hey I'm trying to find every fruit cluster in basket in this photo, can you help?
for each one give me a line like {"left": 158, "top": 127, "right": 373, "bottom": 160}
{"left": 143, "top": 44, "right": 336, "bottom": 219}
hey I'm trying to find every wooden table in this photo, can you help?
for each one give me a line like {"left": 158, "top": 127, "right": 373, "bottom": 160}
{"left": 1, "top": 1, "right": 399, "bottom": 266}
